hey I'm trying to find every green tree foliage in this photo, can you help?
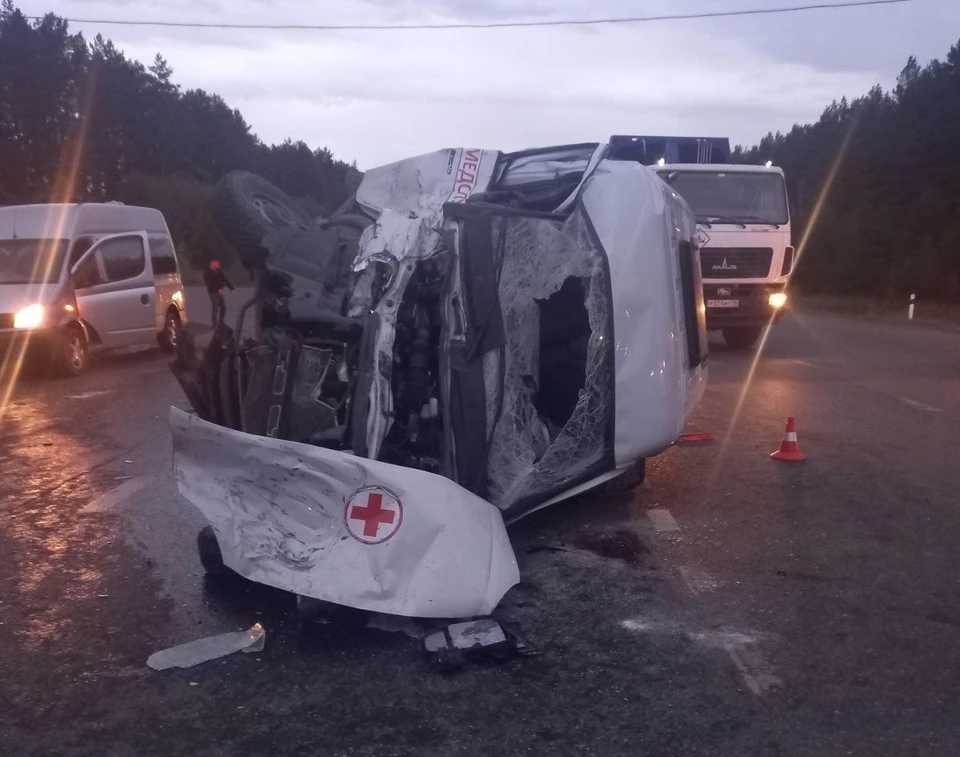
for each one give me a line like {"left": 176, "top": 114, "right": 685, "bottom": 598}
{"left": 0, "top": 3, "right": 361, "bottom": 272}
{"left": 737, "top": 42, "right": 960, "bottom": 302}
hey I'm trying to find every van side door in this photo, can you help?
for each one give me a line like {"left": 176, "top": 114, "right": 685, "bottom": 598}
{"left": 70, "top": 232, "right": 156, "bottom": 348}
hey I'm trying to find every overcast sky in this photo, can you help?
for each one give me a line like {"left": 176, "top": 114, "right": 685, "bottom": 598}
{"left": 15, "top": 0, "right": 960, "bottom": 168}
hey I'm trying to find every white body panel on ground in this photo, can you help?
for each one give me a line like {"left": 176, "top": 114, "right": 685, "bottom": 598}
{"left": 170, "top": 408, "right": 520, "bottom": 619}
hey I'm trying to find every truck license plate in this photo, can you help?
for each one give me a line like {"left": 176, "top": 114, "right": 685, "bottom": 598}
{"left": 707, "top": 299, "right": 739, "bottom": 308}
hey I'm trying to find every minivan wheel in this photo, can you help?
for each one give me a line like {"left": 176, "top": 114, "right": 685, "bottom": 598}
{"left": 57, "top": 326, "right": 88, "bottom": 377}
{"left": 158, "top": 309, "right": 181, "bottom": 352}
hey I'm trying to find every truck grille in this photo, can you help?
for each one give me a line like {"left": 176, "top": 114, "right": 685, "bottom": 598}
{"left": 700, "top": 248, "right": 773, "bottom": 279}
{"left": 0, "top": 314, "right": 14, "bottom": 330}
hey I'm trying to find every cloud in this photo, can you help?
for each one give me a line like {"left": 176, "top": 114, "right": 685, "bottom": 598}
{"left": 12, "top": 0, "right": 959, "bottom": 167}
{"left": 358, "top": 0, "right": 555, "bottom": 22}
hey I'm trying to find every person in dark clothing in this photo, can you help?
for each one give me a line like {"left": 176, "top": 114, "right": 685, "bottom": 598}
{"left": 203, "top": 259, "right": 234, "bottom": 327}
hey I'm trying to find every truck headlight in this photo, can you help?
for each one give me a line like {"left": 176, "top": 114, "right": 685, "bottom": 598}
{"left": 14, "top": 304, "right": 45, "bottom": 329}
{"left": 768, "top": 292, "right": 788, "bottom": 309}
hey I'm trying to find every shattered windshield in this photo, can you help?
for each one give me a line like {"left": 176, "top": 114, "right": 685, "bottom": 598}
{"left": 660, "top": 170, "right": 789, "bottom": 225}
{"left": 0, "top": 239, "right": 67, "bottom": 284}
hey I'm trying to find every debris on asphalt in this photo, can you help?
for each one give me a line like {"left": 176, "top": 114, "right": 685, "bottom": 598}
{"left": 146, "top": 623, "right": 265, "bottom": 671}
{"left": 365, "top": 612, "right": 429, "bottom": 640}
{"left": 572, "top": 528, "right": 648, "bottom": 566}
{"left": 423, "top": 618, "right": 514, "bottom": 671}
{"left": 524, "top": 544, "right": 569, "bottom": 555}
{"left": 675, "top": 432, "right": 715, "bottom": 445}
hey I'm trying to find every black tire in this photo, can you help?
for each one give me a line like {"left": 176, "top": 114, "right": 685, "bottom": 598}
{"left": 209, "top": 171, "right": 315, "bottom": 267}
{"left": 601, "top": 459, "right": 647, "bottom": 494}
{"left": 56, "top": 325, "right": 89, "bottom": 377}
{"left": 158, "top": 308, "right": 181, "bottom": 352}
{"left": 722, "top": 326, "right": 763, "bottom": 350}
{"left": 197, "top": 525, "right": 233, "bottom": 578}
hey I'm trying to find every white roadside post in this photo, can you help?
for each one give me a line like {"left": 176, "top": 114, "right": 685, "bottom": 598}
{"left": 908, "top": 293, "right": 916, "bottom": 321}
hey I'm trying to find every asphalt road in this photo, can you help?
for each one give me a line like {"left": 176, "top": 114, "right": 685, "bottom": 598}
{"left": 1, "top": 299, "right": 958, "bottom": 757}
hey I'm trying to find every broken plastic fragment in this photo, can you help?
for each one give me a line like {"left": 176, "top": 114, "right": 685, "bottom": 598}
{"left": 423, "top": 618, "right": 507, "bottom": 653}
{"left": 147, "top": 623, "right": 265, "bottom": 671}
{"left": 422, "top": 618, "right": 516, "bottom": 671}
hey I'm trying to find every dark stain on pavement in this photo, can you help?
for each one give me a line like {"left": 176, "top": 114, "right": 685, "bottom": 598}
{"left": 571, "top": 528, "right": 649, "bottom": 566}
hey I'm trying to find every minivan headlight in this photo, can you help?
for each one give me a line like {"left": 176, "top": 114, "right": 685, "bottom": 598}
{"left": 14, "top": 304, "right": 45, "bottom": 330}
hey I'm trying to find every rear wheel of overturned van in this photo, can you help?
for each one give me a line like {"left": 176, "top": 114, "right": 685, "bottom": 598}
{"left": 210, "top": 171, "right": 316, "bottom": 266}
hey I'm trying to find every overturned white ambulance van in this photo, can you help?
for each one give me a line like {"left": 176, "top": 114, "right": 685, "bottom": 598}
{"left": 169, "top": 143, "right": 708, "bottom": 619}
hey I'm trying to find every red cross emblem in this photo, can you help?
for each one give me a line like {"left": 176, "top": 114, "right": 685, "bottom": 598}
{"left": 344, "top": 487, "right": 403, "bottom": 544}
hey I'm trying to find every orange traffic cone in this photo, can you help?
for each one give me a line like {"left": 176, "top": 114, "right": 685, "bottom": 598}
{"left": 771, "top": 417, "right": 806, "bottom": 462}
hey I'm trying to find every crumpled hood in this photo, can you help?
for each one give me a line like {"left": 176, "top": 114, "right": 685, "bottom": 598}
{"left": 169, "top": 408, "right": 519, "bottom": 618}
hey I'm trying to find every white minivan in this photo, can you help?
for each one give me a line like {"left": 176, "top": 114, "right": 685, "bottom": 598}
{"left": 0, "top": 202, "right": 189, "bottom": 376}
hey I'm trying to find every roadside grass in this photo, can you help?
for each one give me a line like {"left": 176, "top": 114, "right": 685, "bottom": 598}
{"left": 794, "top": 293, "right": 960, "bottom": 329}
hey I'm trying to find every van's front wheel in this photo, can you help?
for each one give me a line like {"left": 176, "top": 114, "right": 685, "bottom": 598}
{"left": 57, "top": 325, "right": 89, "bottom": 377}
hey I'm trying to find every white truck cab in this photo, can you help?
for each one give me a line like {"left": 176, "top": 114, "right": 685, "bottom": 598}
{"left": 656, "top": 163, "right": 793, "bottom": 349}
{"left": 0, "top": 203, "right": 189, "bottom": 376}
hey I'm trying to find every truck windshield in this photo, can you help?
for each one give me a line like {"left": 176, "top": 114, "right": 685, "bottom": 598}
{"left": 660, "top": 170, "right": 789, "bottom": 225}
{"left": 0, "top": 239, "right": 68, "bottom": 285}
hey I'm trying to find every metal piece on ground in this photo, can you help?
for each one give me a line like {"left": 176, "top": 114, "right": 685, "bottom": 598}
{"left": 423, "top": 618, "right": 513, "bottom": 670}
{"left": 147, "top": 623, "right": 265, "bottom": 671}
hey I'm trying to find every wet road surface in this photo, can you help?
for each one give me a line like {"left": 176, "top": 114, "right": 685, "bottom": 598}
{"left": 1, "top": 302, "right": 959, "bottom": 756}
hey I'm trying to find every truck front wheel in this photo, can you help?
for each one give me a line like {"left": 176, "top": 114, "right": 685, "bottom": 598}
{"left": 722, "top": 326, "right": 763, "bottom": 350}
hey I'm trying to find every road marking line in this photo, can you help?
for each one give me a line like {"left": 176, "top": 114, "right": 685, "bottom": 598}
{"left": 686, "top": 630, "right": 782, "bottom": 696}
{"left": 792, "top": 359, "right": 815, "bottom": 368}
{"left": 80, "top": 475, "right": 153, "bottom": 514}
{"left": 726, "top": 646, "right": 781, "bottom": 696}
{"left": 678, "top": 565, "right": 719, "bottom": 595}
{"left": 69, "top": 390, "right": 114, "bottom": 400}
{"left": 900, "top": 397, "right": 942, "bottom": 414}
{"left": 647, "top": 508, "right": 680, "bottom": 532}
{"left": 622, "top": 620, "right": 781, "bottom": 696}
